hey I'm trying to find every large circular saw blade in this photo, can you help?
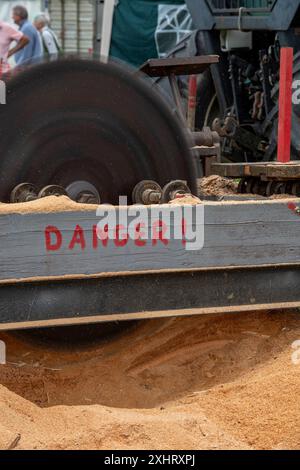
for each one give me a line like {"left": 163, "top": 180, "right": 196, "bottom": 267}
{"left": 0, "top": 57, "right": 197, "bottom": 204}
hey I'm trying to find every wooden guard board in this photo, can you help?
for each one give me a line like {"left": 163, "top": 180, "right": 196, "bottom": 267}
{"left": 0, "top": 199, "right": 299, "bottom": 284}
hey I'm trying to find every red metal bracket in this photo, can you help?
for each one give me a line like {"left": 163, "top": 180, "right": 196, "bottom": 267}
{"left": 277, "top": 47, "right": 294, "bottom": 163}
{"left": 187, "top": 75, "right": 197, "bottom": 131}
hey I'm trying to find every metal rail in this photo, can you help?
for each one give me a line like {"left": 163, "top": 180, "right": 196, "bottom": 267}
{"left": 208, "top": 0, "right": 275, "bottom": 13}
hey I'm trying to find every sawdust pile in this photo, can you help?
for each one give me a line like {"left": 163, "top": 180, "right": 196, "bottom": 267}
{"left": 1, "top": 310, "right": 300, "bottom": 450}
{"left": 199, "top": 175, "right": 238, "bottom": 196}
{"left": 0, "top": 194, "right": 203, "bottom": 215}
{"left": 168, "top": 195, "right": 202, "bottom": 205}
{"left": 0, "top": 196, "right": 97, "bottom": 214}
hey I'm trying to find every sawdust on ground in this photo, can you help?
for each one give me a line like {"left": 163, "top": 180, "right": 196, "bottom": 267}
{"left": 198, "top": 175, "right": 238, "bottom": 196}
{"left": 0, "top": 193, "right": 203, "bottom": 214}
{"left": 0, "top": 310, "right": 300, "bottom": 450}
{"left": 0, "top": 196, "right": 97, "bottom": 214}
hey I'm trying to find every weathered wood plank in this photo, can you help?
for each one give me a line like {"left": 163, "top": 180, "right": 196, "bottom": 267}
{"left": 0, "top": 199, "right": 299, "bottom": 283}
{"left": 211, "top": 162, "right": 300, "bottom": 179}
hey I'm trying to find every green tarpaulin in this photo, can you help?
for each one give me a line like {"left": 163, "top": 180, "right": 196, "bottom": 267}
{"left": 110, "top": 0, "right": 193, "bottom": 67}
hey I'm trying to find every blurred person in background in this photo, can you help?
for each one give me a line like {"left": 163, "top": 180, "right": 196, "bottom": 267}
{"left": 12, "top": 5, "right": 42, "bottom": 65}
{"left": 0, "top": 19, "right": 29, "bottom": 73}
{"left": 34, "top": 13, "right": 61, "bottom": 56}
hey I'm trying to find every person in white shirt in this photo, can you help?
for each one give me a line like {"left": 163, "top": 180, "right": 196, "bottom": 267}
{"left": 34, "top": 14, "right": 60, "bottom": 56}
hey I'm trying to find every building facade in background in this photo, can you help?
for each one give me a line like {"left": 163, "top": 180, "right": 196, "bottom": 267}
{"left": 49, "top": 0, "right": 94, "bottom": 54}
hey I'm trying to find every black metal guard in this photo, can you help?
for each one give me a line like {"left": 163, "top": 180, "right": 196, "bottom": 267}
{"left": 186, "top": 0, "right": 297, "bottom": 31}
{"left": 1, "top": 265, "right": 300, "bottom": 330}
{"left": 208, "top": 0, "right": 275, "bottom": 13}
